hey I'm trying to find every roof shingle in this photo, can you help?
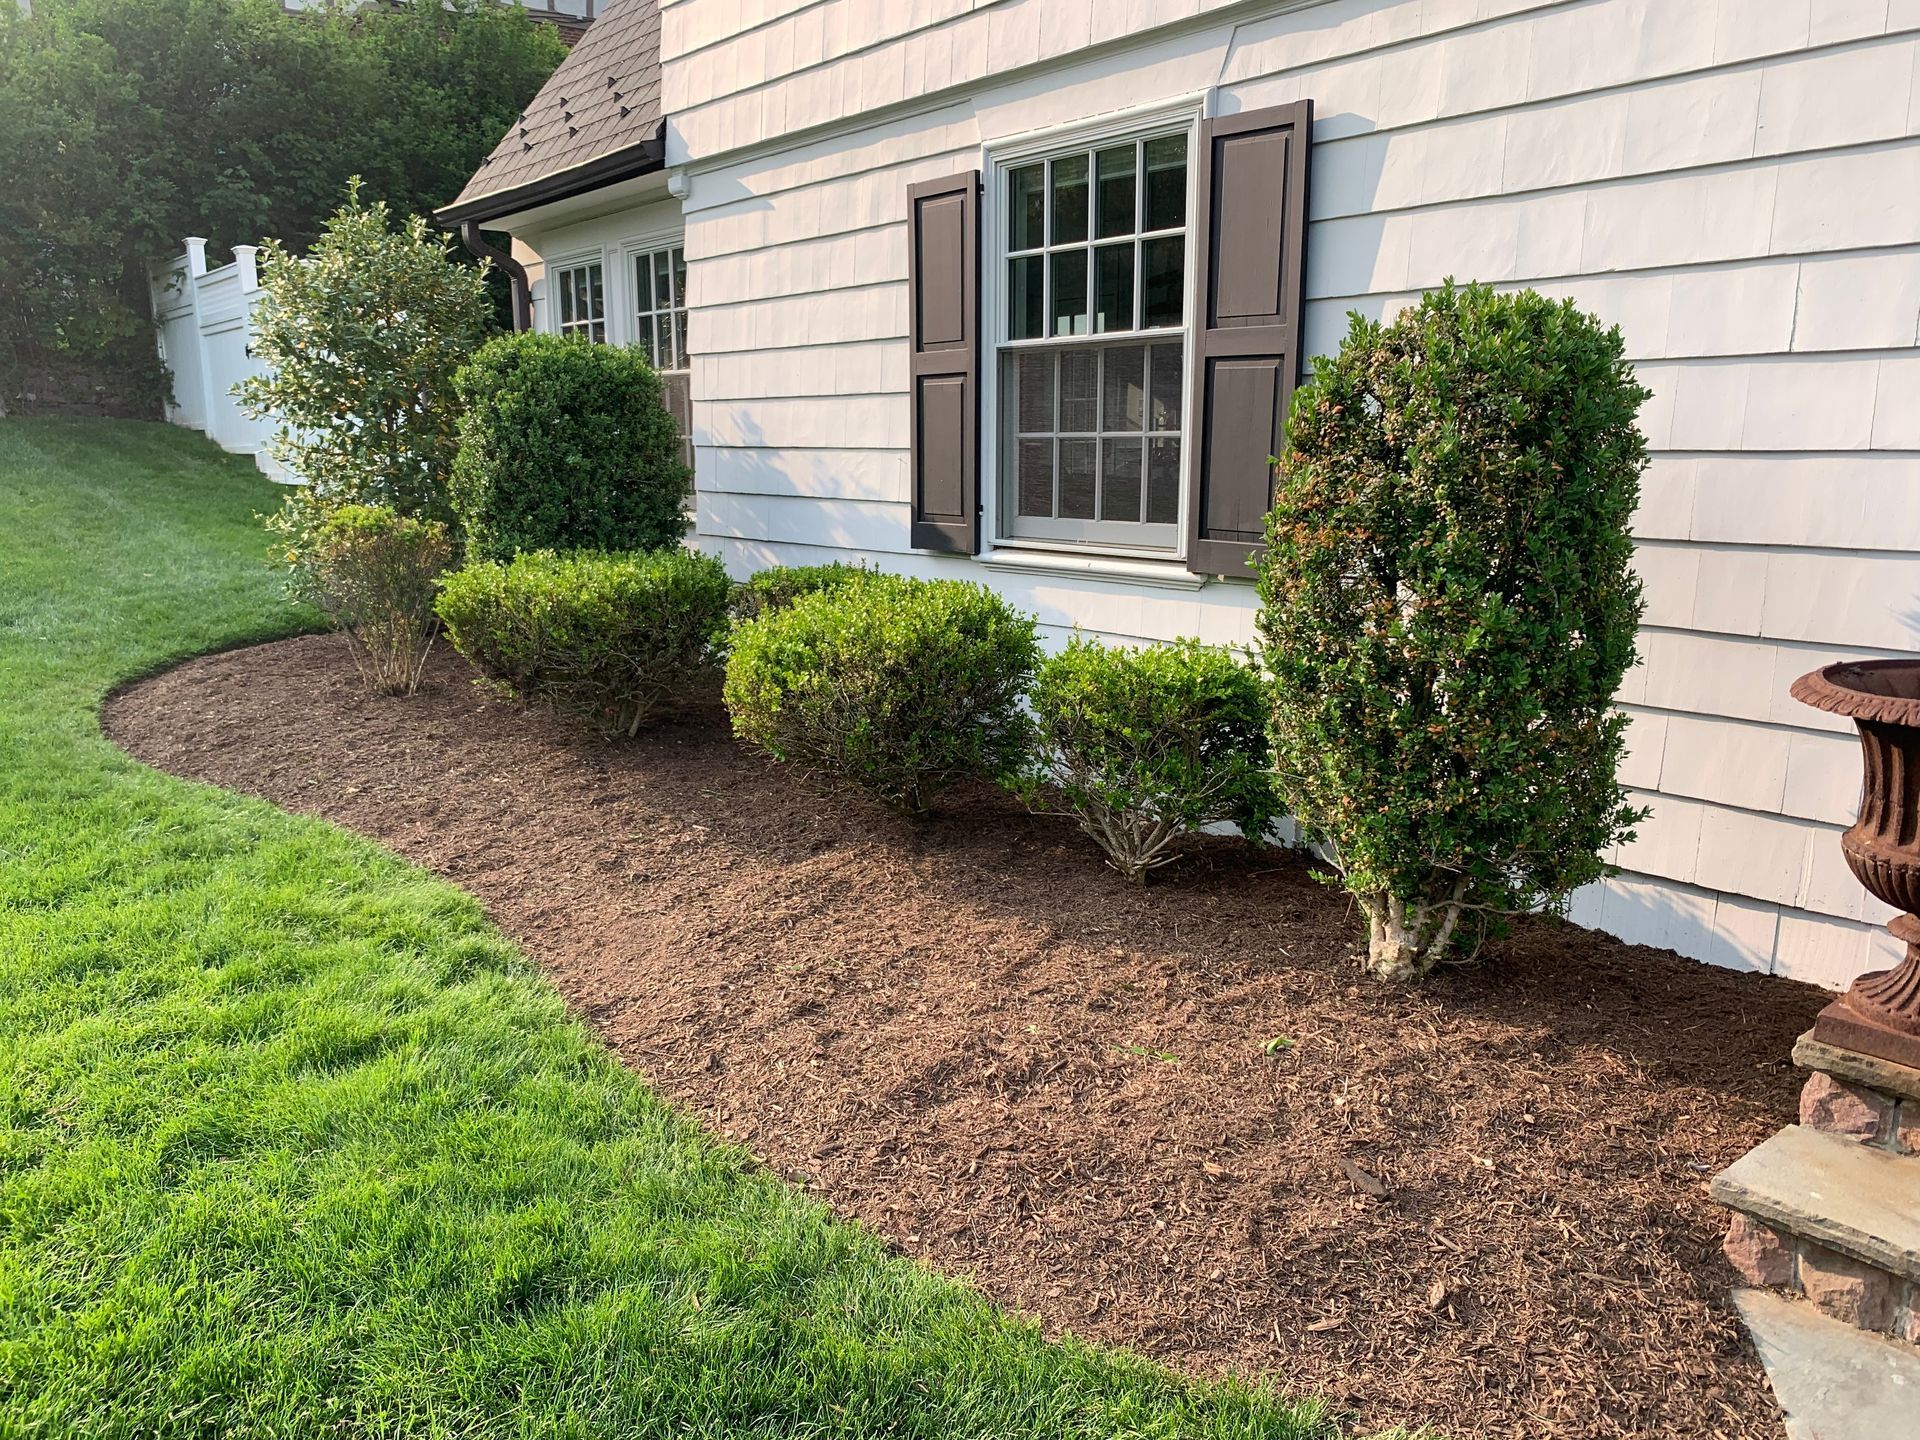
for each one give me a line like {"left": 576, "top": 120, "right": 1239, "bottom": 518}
{"left": 443, "top": 0, "right": 663, "bottom": 215}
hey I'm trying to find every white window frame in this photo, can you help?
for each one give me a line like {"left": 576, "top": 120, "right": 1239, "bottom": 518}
{"left": 623, "top": 237, "right": 689, "bottom": 375}
{"left": 981, "top": 97, "right": 1204, "bottom": 563}
{"left": 549, "top": 250, "right": 609, "bottom": 342}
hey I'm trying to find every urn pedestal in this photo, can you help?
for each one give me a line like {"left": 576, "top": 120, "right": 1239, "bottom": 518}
{"left": 1792, "top": 660, "right": 1920, "bottom": 1069}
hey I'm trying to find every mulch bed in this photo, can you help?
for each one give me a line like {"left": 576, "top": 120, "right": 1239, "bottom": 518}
{"left": 106, "top": 633, "right": 1824, "bottom": 1440}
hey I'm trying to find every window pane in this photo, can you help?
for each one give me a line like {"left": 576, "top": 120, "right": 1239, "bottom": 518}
{"left": 674, "top": 309, "right": 690, "bottom": 369}
{"left": 1009, "top": 164, "right": 1046, "bottom": 250}
{"left": 587, "top": 264, "right": 604, "bottom": 318}
{"left": 1101, "top": 436, "right": 1142, "bottom": 522}
{"left": 664, "top": 313, "right": 683, "bottom": 370}
{"left": 633, "top": 254, "right": 654, "bottom": 313}
{"left": 1142, "top": 235, "right": 1184, "bottom": 327}
{"left": 1016, "top": 350, "right": 1054, "bottom": 433}
{"left": 1148, "top": 341, "right": 1182, "bottom": 430}
{"left": 651, "top": 252, "right": 670, "bottom": 314}
{"left": 1059, "top": 437, "right": 1096, "bottom": 519}
{"left": 559, "top": 271, "right": 576, "bottom": 326}
{"left": 589, "top": 320, "right": 606, "bottom": 345}
{"left": 1050, "top": 154, "right": 1089, "bottom": 245}
{"left": 1018, "top": 438, "right": 1054, "bottom": 517}
{"left": 671, "top": 247, "right": 687, "bottom": 309}
{"left": 1144, "top": 134, "right": 1187, "bottom": 231}
{"left": 1093, "top": 243, "right": 1135, "bottom": 334}
{"left": 638, "top": 316, "right": 658, "bottom": 366}
{"left": 1008, "top": 256, "right": 1044, "bottom": 340}
{"left": 1095, "top": 144, "right": 1137, "bottom": 239}
{"left": 1059, "top": 349, "right": 1097, "bottom": 431}
{"left": 1147, "top": 437, "right": 1181, "bottom": 524}
{"left": 1101, "top": 344, "right": 1145, "bottom": 431}
{"left": 1050, "top": 249, "right": 1088, "bottom": 336}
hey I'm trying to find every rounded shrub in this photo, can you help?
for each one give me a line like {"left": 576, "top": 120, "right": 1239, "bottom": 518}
{"left": 449, "top": 331, "right": 690, "bottom": 561}
{"left": 1258, "top": 281, "right": 1649, "bottom": 982}
{"left": 724, "top": 573, "right": 1039, "bottom": 814}
{"left": 436, "top": 547, "right": 731, "bottom": 735}
{"left": 281, "top": 502, "right": 451, "bottom": 697}
{"left": 729, "top": 561, "right": 870, "bottom": 623}
{"left": 1018, "top": 637, "right": 1277, "bottom": 883}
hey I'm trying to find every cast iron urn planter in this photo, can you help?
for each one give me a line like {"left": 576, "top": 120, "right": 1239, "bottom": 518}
{"left": 1793, "top": 659, "right": 1920, "bottom": 1068}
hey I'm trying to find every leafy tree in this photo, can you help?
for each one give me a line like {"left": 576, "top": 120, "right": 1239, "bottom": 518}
{"left": 1257, "top": 282, "right": 1649, "bottom": 982}
{"left": 240, "top": 183, "right": 492, "bottom": 524}
{"left": 0, "top": 0, "right": 563, "bottom": 413}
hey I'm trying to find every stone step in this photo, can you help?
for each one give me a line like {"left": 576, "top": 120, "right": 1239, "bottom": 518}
{"left": 1734, "top": 1288, "right": 1920, "bottom": 1440}
{"left": 1712, "top": 1124, "right": 1920, "bottom": 1283}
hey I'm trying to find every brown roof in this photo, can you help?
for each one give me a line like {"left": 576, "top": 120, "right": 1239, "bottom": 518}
{"left": 439, "top": 0, "right": 664, "bottom": 222}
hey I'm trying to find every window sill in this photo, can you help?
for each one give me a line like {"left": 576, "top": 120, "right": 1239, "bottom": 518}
{"left": 977, "top": 546, "right": 1209, "bottom": 590}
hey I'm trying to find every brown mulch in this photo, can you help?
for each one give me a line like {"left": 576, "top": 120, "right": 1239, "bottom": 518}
{"left": 105, "top": 633, "right": 1821, "bottom": 1440}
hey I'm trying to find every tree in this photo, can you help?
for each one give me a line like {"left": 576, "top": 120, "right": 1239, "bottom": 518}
{"left": 1257, "top": 282, "right": 1649, "bottom": 982}
{"left": 239, "top": 183, "right": 492, "bottom": 523}
{"left": 0, "top": 0, "right": 563, "bottom": 414}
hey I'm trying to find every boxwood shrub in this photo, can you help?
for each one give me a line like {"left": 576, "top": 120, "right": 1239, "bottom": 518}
{"left": 436, "top": 547, "right": 731, "bottom": 735}
{"left": 729, "top": 561, "right": 870, "bottom": 623}
{"left": 1018, "top": 636, "right": 1277, "bottom": 882}
{"left": 724, "top": 573, "right": 1039, "bottom": 814}
{"left": 449, "top": 331, "right": 690, "bottom": 561}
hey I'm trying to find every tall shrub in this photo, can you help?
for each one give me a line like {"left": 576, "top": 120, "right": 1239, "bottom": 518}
{"left": 1258, "top": 282, "right": 1649, "bottom": 982}
{"left": 240, "top": 182, "right": 493, "bottom": 523}
{"left": 725, "top": 574, "right": 1038, "bottom": 815}
{"left": 450, "top": 332, "right": 690, "bottom": 562}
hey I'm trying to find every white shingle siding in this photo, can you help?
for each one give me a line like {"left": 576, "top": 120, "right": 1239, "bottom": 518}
{"left": 617, "top": 0, "right": 1920, "bottom": 984}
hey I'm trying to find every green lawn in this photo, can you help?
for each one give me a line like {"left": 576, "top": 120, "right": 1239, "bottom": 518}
{"left": 0, "top": 418, "right": 1361, "bottom": 1438}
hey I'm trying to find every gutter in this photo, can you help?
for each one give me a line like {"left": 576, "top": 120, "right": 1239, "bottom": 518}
{"left": 456, "top": 222, "right": 533, "bottom": 333}
{"left": 433, "top": 132, "right": 666, "bottom": 229}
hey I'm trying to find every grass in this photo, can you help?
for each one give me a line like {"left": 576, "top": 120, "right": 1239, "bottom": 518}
{"left": 0, "top": 418, "right": 1360, "bottom": 1438}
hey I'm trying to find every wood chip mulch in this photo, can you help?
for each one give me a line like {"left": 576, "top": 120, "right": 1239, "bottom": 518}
{"left": 105, "top": 633, "right": 1823, "bottom": 1440}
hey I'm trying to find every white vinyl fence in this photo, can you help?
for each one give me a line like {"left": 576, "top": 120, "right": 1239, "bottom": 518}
{"left": 150, "top": 238, "right": 292, "bottom": 481}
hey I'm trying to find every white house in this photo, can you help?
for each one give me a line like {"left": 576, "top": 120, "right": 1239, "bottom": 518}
{"left": 438, "top": 0, "right": 1920, "bottom": 994}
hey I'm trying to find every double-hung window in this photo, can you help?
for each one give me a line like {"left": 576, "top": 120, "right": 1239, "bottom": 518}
{"left": 554, "top": 260, "right": 606, "bottom": 342}
{"left": 633, "top": 244, "right": 689, "bottom": 372}
{"left": 999, "top": 130, "right": 1190, "bottom": 552}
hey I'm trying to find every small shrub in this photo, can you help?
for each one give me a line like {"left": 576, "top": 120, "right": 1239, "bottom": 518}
{"left": 450, "top": 332, "right": 690, "bottom": 561}
{"left": 280, "top": 503, "right": 450, "bottom": 697}
{"left": 1258, "top": 281, "right": 1649, "bottom": 982}
{"left": 1017, "top": 637, "right": 1277, "bottom": 883}
{"left": 724, "top": 574, "right": 1039, "bottom": 814}
{"left": 730, "top": 561, "right": 870, "bottom": 623}
{"left": 436, "top": 548, "right": 732, "bottom": 735}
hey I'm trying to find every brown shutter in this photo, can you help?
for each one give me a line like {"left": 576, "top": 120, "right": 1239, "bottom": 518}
{"left": 1186, "top": 100, "right": 1312, "bottom": 577}
{"left": 660, "top": 371, "right": 693, "bottom": 478}
{"left": 907, "top": 171, "right": 980, "bottom": 553}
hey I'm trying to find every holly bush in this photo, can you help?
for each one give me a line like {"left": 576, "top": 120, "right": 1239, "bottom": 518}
{"left": 1258, "top": 282, "right": 1649, "bottom": 981}
{"left": 241, "top": 183, "right": 493, "bottom": 523}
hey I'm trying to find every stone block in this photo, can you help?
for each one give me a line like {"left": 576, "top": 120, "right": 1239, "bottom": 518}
{"left": 1725, "top": 1212, "right": 1796, "bottom": 1287}
{"left": 1800, "top": 1244, "right": 1897, "bottom": 1333}
{"left": 1795, "top": 1032, "right": 1920, "bottom": 1105}
{"left": 1800, "top": 1072, "right": 1892, "bottom": 1142}
{"left": 1898, "top": 1104, "right": 1920, "bottom": 1157}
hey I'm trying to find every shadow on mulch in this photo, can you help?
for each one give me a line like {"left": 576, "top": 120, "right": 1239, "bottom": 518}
{"left": 106, "top": 633, "right": 1821, "bottom": 1440}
